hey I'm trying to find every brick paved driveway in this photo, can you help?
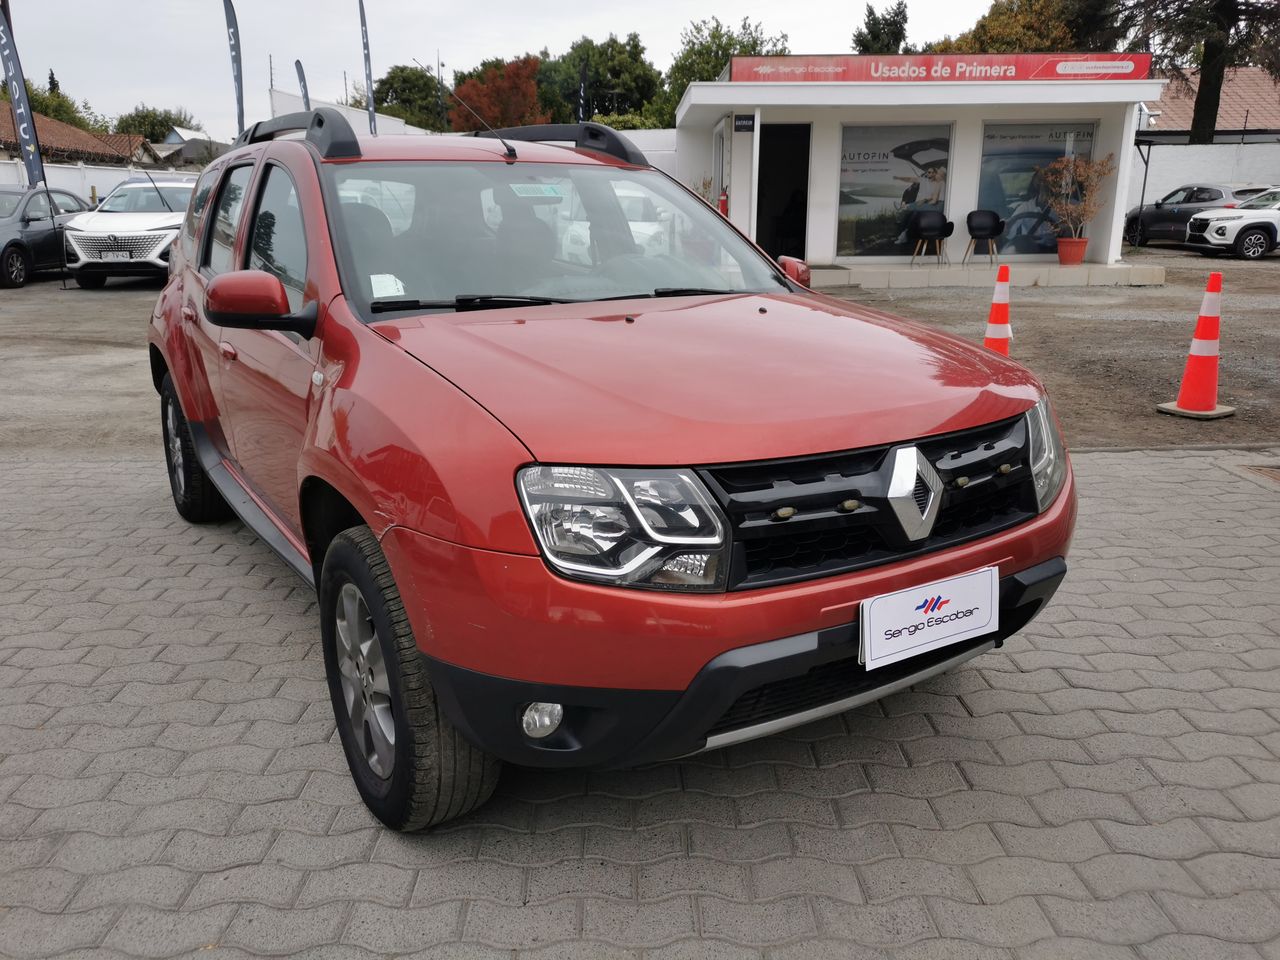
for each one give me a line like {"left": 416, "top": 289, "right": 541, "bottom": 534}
{"left": 3, "top": 448, "right": 1280, "bottom": 959}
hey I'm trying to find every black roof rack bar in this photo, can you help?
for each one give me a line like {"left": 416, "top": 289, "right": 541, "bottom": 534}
{"left": 232, "top": 108, "right": 361, "bottom": 160}
{"left": 468, "top": 122, "right": 648, "bottom": 166}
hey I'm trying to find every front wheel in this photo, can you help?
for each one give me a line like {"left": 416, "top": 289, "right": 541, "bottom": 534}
{"left": 1124, "top": 219, "right": 1146, "bottom": 246}
{"left": 321, "top": 526, "right": 501, "bottom": 831}
{"left": 1, "top": 246, "right": 28, "bottom": 288}
{"left": 1235, "top": 228, "right": 1271, "bottom": 260}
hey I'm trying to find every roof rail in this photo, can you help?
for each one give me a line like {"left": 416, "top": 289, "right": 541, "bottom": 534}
{"left": 468, "top": 122, "right": 648, "bottom": 166}
{"left": 233, "top": 108, "right": 361, "bottom": 160}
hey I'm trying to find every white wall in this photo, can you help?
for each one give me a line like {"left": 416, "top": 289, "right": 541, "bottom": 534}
{"left": 1126, "top": 141, "right": 1280, "bottom": 208}
{"left": 0, "top": 158, "right": 175, "bottom": 201}
{"left": 623, "top": 128, "right": 677, "bottom": 177}
{"left": 269, "top": 89, "right": 428, "bottom": 135}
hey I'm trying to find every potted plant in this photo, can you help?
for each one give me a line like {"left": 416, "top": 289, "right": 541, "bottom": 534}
{"left": 1035, "top": 152, "right": 1117, "bottom": 266}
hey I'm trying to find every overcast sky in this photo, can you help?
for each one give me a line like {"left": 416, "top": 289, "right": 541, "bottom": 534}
{"left": 10, "top": 0, "right": 990, "bottom": 141}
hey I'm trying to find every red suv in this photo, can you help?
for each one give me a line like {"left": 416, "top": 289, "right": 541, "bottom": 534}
{"left": 149, "top": 110, "right": 1075, "bottom": 830}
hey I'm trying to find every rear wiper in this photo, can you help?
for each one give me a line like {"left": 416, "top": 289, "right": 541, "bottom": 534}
{"left": 369, "top": 294, "right": 577, "bottom": 314}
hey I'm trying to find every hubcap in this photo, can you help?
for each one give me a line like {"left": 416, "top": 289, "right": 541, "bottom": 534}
{"left": 165, "top": 399, "right": 185, "bottom": 499}
{"left": 335, "top": 582, "right": 395, "bottom": 778}
{"left": 1243, "top": 234, "right": 1265, "bottom": 258}
{"left": 6, "top": 252, "right": 23, "bottom": 283}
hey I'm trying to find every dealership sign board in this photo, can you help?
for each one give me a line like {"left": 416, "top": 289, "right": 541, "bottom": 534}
{"left": 731, "top": 53, "right": 1152, "bottom": 83}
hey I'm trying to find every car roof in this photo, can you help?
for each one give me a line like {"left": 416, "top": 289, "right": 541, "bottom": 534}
{"left": 306, "top": 133, "right": 643, "bottom": 168}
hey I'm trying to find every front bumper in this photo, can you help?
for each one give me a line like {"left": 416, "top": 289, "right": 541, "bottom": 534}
{"left": 427, "top": 556, "right": 1066, "bottom": 769}
{"left": 1185, "top": 224, "right": 1234, "bottom": 248}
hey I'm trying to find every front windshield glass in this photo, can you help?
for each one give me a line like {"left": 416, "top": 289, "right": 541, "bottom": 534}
{"left": 324, "top": 161, "right": 788, "bottom": 314}
{"left": 98, "top": 183, "right": 194, "bottom": 213}
{"left": 0, "top": 195, "right": 20, "bottom": 219}
{"left": 1238, "top": 189, "right": 1280, "bottom": 209}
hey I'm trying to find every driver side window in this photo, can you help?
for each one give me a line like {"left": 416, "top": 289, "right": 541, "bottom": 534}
{"left": 204, "top": 166, "right": 254, "bottom": 276}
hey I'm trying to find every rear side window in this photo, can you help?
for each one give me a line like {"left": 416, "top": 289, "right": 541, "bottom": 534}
{"left": 204, "top": 166, "right": 254, "bottom": 276}
{"left": 53, "top": 192, "right": 85, "bottom": 213}
{"left": 247, "top": 166, "right": 308, "bottom": 313}
{"left": 181, "top": 168, "right": 220, "bottom": 259}
{"left": 1188, "top": 188, "right": 1222, "bottom": 203}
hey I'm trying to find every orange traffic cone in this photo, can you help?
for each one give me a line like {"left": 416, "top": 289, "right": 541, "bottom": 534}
{"left": 1156, "top": 272, "right": 1235, "bottom": 420}
{"left": 983, "top": 265, "right": 1012, "bottom": 356}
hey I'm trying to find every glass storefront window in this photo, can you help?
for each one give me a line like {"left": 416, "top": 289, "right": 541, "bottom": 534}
{"left": 979, "top": 122, "right": 1096, "bottom": 254}
{"left": 837, "top": 124, "right": 951, "bottom": 257}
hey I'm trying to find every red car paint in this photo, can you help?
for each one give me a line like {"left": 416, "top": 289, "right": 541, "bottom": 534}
{"left": 150, "top": 131, "right": 1075, "bottom": 697}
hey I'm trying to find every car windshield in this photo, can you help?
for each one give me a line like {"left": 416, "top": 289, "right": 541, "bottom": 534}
{"left": 1238, "top": 189, "right": 1280, "bottom": 209}
{"left": 97, "top": 183, "right": 193, "bottom": 213}
{"left": 0, "top": 194, "right": 20, "bottom": 219}
{"left": 323, "top": 161, "right": 788, "bottom": 314}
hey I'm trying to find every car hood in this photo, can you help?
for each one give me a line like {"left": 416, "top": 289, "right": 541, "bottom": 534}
{"left": 66, "top": 210, "right": 184, "bottom": 233}
{"left": 374, "top": 292, "right": 1044, "bottom": 465}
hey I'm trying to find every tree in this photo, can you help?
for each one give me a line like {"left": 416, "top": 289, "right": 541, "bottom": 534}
{"left": 47, "top": 69, "right": 59, "bottom": 95}
{"left": 649, "top": 17, "right": 789, "bottom": 127}
{"left": 590, "top": 111, "right": 662, "bottom": 130}
{"left": 113, "top": 104, "right": 202, "bottom": 142}
{"left": 853, "top": 2, "right": 911, "bottom": 54}
{"left": 371, "top": 64, "right": 447, "bottom": 131}
{"left": 539, "top": 34, "right": 662, "bottom": 123}
{"left": 923, "top": 0, "right": 1076, "bottom": 53}
{"left": 2, "top": 78, "right": 108, "bottom": 132}
{"left": 448, "top": 56, "right": 551, "bottom": 131}
{"left": 1104, "top": 0, "right": 1280, "bottom": 143}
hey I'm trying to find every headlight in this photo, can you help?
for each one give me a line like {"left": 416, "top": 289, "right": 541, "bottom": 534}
{"left": 1025, "top": 398, "right": 1067, "bottom": 512}
{"left": 517, "top": 465, "right": 728, "bottom": 591}
{"left": 1206, "top": 214, "right": 1242, "bottom": 222}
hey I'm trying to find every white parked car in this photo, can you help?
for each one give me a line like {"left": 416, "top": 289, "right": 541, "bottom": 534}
{"left": 64, "top": 176, "right": 196, "bottom": 288}
{"left": 1185, "top": 186, "right": 1280, "bottom": 260}
{"left": 560, "top": 189, "right": 671, "bottom": 265}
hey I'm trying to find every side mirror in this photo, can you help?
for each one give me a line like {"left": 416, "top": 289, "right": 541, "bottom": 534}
{"left": 205, "top": 270, "right": 316, "bottom": 338}
{"left": 1153, "top": 201, "right": 1164, "bottom": 209}
{"left": 777, "top": 255, "right": 811, "bottom": 288}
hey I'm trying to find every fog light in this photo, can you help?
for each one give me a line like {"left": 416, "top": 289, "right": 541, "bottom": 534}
{"left": 521, "top": 702, "right": 563, "bottom": 739}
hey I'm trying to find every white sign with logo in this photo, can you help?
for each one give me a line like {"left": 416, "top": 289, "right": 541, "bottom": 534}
{"left": 860, "top": 567, "right": 999, "bottom": 671}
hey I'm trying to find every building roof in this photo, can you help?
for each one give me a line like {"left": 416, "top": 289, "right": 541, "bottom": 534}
{"left": 1149, "top": 66, "right": 1280, "bottom": 131}
{"left": 0, "top": 109, "right": 128, "bottom": 164}
{"left": 92, "top": 133, "right": 163, "bottom": 162}
{"left": 168, "top": 126, "right": 208, "bottom": 143}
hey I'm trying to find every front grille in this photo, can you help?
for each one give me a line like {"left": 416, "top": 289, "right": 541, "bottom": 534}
{"left": 708, "top": 635, "right": 991, "bottom": 737}
{"left": 68, "top": 233, "right": 164, "bottom": 261}
{"left": 700, "top": 416, "right": 1037, "bottom": 590}
{"left": 1187, "top": 219, "right": 1208, "bottom": 236}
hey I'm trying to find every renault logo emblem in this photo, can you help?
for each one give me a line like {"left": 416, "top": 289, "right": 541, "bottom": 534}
{"left": 885, "top": 445, "right": 942, "bottom": 541}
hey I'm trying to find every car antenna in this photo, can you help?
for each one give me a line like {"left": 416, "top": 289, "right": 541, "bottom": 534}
{"left": 412, "top": 58, "right": 516, "bottom": 160}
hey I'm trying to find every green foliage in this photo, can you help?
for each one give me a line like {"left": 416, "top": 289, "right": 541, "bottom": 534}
{"left": 590, "top": 111, "right": 661, "bottom": 130}
{"left": 923, "top": 0, "right": 1076, "bottom": 52}
{"left": 853, "top": 1, "right": 912, "bottom": 54}
{"left": 113, "top": 104, "right": 201, "bottom": 142}
{"left": 538, "top": 34, "right": 662, "bottom": 123}
{"left": 2, "top": 78, "right": 109, "bottom": 132}
{"left": 371, "top": 64, "right": 447, "bottom": 131}
{"left": 649, "top": 17, "right": 789, "bottom": 129}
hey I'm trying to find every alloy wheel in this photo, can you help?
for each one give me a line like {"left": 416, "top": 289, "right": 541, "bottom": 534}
{"left": 1242, "top": 233, "right": 1267, "bottom": 259}
{"left": 164, "top": 399, "right": 185, "bottom": 499}
{"left": 5, "top": 251, "right": 24, "bottom": 285}
{"left": 335, "top": 581, "right": 396, "bottom": 778}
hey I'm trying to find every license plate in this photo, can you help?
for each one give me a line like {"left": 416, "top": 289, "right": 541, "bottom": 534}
{"left": 860, "top": 567, "right": 999, "bottom": 671}
{"left": 101, "top": 250, "right": 131, "bottom": 262}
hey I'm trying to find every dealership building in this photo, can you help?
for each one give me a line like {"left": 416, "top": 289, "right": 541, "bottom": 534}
{"left": 672, "top": 53, "right": 1164, "bottom": 279}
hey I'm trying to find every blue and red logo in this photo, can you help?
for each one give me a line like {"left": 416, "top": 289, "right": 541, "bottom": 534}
{"left": 916, "top": 595, "right": 950, "bottom": 614}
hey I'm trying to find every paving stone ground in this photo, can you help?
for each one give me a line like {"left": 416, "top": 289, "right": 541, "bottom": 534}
{"left": 2, "top": 447, "right": 1280, "bottom": 959}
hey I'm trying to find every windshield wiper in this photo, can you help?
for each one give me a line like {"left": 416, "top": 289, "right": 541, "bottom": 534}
{"left": 651, "top": 287, "right": 736, "bottom": 297}
{"left": 369, "top": 294, "right": 577, "bottom": 314}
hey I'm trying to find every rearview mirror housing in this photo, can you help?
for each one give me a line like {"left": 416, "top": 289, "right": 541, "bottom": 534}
{"left": 777, "top": 255, "right": 811, "bottom": 288}
{"left": 205, "top": 270, "right": 316, "bottom": 338}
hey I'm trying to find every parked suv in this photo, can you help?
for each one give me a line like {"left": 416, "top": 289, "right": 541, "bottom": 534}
{"left": 150, "top": 111, "right": 1075, "bottom": 830}
{"left": 64, "top": 175, "right": 196, "bottom": 287}
{"left": 1185, "top": 186, "right": 1280, "bottom": 259}
{"left": 1125, "top": 182, "right": 1270, "bottom": 246}
{"left": 0, "top": 185, "right": 91, "bottom": 287}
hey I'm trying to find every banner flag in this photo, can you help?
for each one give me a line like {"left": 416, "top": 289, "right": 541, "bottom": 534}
{"left": 222, "top": 0, "right": 244, "bottom": 135}
{"left": 295, "top": 59, "right": 311, "bottom": 111}
{"left": 0, "top": 0, "right": 46, "bottom": 186}
{"left": 358, "top": 0, "right": 376, "bottom": 134}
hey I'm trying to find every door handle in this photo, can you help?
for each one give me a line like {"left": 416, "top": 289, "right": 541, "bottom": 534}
{"left": 218, "top": 341, "right": 237, "bottom": 361}
{"left": 181, "top": 305, "right": 196, "bottom": 323}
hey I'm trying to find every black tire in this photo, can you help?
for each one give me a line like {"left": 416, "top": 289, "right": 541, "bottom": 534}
{"left": 74, "top": 273, "right": 107, "bottom": 289}
{"left": 321, "top": 526, "right": 500, "bottom": 831}
{"left": 1235, "top": 227, "right": 1271, "bottom": 260}
{"left": 1124, "top": 219, "right": 1146, "bottom": 247}
{"left": 1, "top": 245, "right": 28, "bottom": 288}
{"left": 159, "top": 373, "right": 231, "bottom": 523}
